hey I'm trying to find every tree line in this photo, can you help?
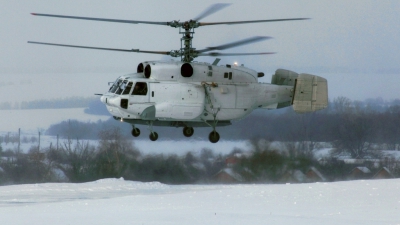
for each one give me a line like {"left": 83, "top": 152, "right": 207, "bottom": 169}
{"left": 1, "top": 128, "right": 399, "bottom": 185}
{"left": 0, "top": 127, "right": 226, "bottom": 185}
{"left": 46, "top": 97, "right": 400, "bottom": 157}
{"left": 1, "top": 96, "right": 400, "bottom": 184}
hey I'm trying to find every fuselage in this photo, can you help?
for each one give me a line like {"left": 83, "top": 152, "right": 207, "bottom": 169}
{"left": 100, "top": 60, "right": 294, "bottom": 125}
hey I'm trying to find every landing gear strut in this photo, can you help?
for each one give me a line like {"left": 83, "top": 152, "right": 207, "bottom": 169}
{"left": 148, "top": 121, "right": 158, "bottom": 141}
{"left": 202, "top": 82, "right": 221, "bottom": 143}
{"left": 183, "top": 127, "right": 194, "bottom": 137}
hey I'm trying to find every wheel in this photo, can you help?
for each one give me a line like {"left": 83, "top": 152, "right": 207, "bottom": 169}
{"left": 131, "top": 128, "right": 140, "bottom": 137}
{"left": 208, "top": 131, "right": 220, "bottom": 143}
{"left": 149, "top": 132, "right": 158, "bottom": 141}
{"left": 183, "top": 127, "right": 194, "bottom": 137}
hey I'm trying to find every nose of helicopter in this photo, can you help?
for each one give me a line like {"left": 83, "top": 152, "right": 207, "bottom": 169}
{"left": 100, "top": 95, "right": 125, "bottom": 117}
{"left": 100, "top": 95, "right": 108, "bottom": 104}
{"left": 100, "top": 95, "right": 121, "bottom": 108}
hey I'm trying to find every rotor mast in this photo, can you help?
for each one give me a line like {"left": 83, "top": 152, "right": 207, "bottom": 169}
{"left": 181, "top": 22, "right": 196, "bottom": 62}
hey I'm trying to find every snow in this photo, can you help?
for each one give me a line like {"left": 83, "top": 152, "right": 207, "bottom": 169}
{"left": 0, "top": 108, "right": 109, "bottom": 133}
{"left": 313, "top": 148, "right": 334, "bottom": 160}
{"left": 134, "top": 140, "right": 249, "bottom": 156}
{"left": 0, "top": 134, "right": 249, "bottom": 156}
{"left": 0, "top": 108, "right": 250, "bottom": 155}
{"left": 383, "top": 150, "right": 400, "bottom": 160}
{"left": 0, "top": 178, "right": 400, "bottom": 224}
{"left": 356, "top": 167, "right": 372, "bottom": 174}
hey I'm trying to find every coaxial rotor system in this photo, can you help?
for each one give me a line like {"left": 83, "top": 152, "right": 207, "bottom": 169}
{"left": 29, "top": 3, "right": 309, "bottom": 62}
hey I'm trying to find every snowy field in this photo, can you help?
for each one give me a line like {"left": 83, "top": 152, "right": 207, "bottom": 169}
{"left": 0, "top": 108, "right": 249, "bottom": 155}
{"left": 0, "top": 178, "right": 399, "bottom": 224}
{"left": 0, "top": 108, "right": 109, "bottom": 133}
{"left": 1, "top": 136, "right": 249, "bottom": 156}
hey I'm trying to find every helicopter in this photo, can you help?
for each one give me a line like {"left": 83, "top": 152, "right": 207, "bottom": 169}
{"left": 28, "top": 3, "right": 328, "bottom": 143}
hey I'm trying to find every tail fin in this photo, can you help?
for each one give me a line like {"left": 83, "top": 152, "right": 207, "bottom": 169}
{"left": 292, "top": 73, "right": 328, "bottom": 113}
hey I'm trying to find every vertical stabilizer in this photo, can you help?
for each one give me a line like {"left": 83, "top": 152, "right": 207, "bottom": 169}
{"left": 292, "top": 73, "right": 328, "bottom": 113}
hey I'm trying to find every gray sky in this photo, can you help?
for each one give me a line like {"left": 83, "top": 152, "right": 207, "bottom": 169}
{"left": 1, "top": 0, "right": 400, "bottom": 100}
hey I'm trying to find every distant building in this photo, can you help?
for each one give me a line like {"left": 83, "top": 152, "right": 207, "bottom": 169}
{"left": 213, "top": 168, "right": 244, "bottom": 183}
{"left": 305, "top": 167, "right": 326, "bottom": 182}
{"left": 225, "top": 156, "right": 240, "bottom": 167}
{"left": 348, "top": 167, "right": 371, "bottom": 180}
{"left": 372, "top": 167, "right": 394, "bottom": 179}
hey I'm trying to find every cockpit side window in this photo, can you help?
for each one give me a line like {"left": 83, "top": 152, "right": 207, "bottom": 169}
{"left": 122, "top": 82, "right": 133, "bottom": 95}
{"left": 115, "top": 80, "right": 127, "bottom": 95}
{"left": 132, "top": 82, "right": 148, "bottom": 95}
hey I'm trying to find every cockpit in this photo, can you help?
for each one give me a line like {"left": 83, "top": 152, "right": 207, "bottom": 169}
{"left": 109, "top": 78, "right": 148, "bottom": 96}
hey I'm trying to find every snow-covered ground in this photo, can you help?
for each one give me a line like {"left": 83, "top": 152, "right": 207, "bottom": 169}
{"left": 0, "top": 178, "right": 399, "bottom": 224}
{"left": 0, "top": 108, "right": 109, "bottom": 133}
{"left": 0, "top": 108, "right": 250, "bottom": 155}
{"left": 1, "top": 134, "right": 249, "bottom": 156}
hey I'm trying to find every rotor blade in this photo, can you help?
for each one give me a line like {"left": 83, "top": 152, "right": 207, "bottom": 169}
{"left": 192, "top": 3, "right": 231, "bottom": 21}
{"left": 197, "top": 36, "right": 271, "bottom": 53}
{"left": 198, "top": 18, "right": 309, "bottom": 26}
{"left": 28, "top": 41, "right": 170, "bottom": 55}
{"left": 198, "top": 52, "right": 275, "bottom": 56}
{"left": 31, "top": 13, "right": 168, "bottom": 26}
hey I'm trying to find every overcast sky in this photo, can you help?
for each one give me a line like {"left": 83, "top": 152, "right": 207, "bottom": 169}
{"left": 1, "top": 0, "right": 400, "bottom": 100}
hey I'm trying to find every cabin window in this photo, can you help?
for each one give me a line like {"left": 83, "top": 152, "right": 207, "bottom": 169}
{"left": 208, "top": 66, "right": 212, "bottom": 76}
{"left": 132, "top": 82, "right": 148, "bottom": 95}
{"left": 122, "top": 82, "right": 133, "bottom": 95}
{"left": 224, "top": 72, "right": 228, "bottom": 78}
{"left": 229, "top": 72, "right": 232, "bottom": 80}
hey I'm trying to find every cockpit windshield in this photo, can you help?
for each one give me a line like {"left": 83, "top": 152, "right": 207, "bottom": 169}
{"left": 115, "top": 80, "right": 127, "bottom": 95}
{"left": 109, "top": 79, "right": 147, "bottom": 96}
{"left": 109, "top": 78, "right": 121, "bottom": 93}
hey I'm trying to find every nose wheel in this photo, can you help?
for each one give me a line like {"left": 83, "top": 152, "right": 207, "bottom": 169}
{"left": 183, "top": 127, "right": 194, "bottom": 137}
{"left": 208, "top": 131, "right": 220, "bottom": 143}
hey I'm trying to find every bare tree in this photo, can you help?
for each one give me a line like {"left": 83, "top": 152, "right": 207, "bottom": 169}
{"left": 96, "top": 127, "right": 140, "bottom": 178}
{"left": 59, "top": 139, "right": 96, "bottom": 182}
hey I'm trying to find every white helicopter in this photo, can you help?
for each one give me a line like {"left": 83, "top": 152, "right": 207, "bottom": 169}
{"left": 28, "top": 3, "right": 328, "bottom": 143}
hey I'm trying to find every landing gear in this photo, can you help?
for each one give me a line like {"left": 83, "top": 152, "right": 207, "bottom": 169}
{"left": 147, "top": 121, "right": 159, "bottom": 141}
{"left": 208, "top": 131, "right": 220, "bottom": 143}
{"left": 149, "top": 132, "right": 158, "bottom": 141}
{"left": 202, "top": 82, "right": 221, "bottom": 143}
{"left": 131, "top": 128, "right": 140, "bottom": 137}
{"left": 183, "top": 127, "right": 194, "bottom": 137}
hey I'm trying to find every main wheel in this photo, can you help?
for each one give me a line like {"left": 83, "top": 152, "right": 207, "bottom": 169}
{"left": 183, "top": 127, "right": 194, "bottom": 137}
{"left": 208, "top": 131, "right": 220, "bottom": 143}
{"left": 131, "top": 128, "right": 140, "bottom": 137}
{"left": 149, "top": 132, "right": 158, "bottom": 141}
